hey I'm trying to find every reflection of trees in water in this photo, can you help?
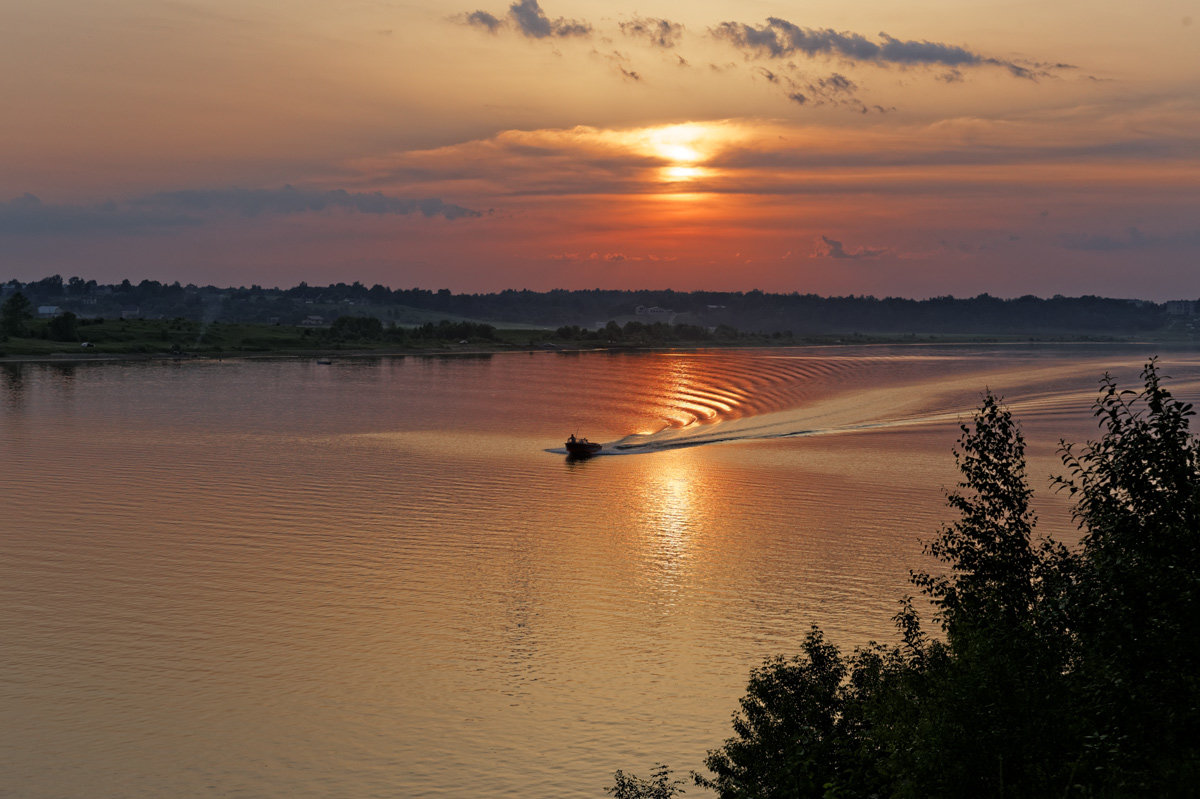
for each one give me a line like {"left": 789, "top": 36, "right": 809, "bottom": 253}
{"left": 2, "top": 362, "right": 79, "bottom": 409}
{"left": 1, "top": 363, "right": 24, "bottom": 397}
{"left": 46, "top": 362, "right": 76, "bottom": 382}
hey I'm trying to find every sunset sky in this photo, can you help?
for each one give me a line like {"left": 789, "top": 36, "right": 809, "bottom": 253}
{"left": 2, "top": 0, "right": 1198, "bottom": 298}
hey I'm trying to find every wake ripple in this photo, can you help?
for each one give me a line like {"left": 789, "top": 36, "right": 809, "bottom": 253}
{"left": 548, "top": 351, "right": 1200, "bottom": 457}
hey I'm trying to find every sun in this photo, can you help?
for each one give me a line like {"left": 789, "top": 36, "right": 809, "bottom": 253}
{"left": 637, "top": 123, "right": 714, "bottom": 185}
{"left": 662, "top": 165, "right": 704, "bottom": 181}
{"left": 657, "top": 143, "right": 702, "bottom": 164}
{"left": 598, "top": 120, "right": 746, "bottom": 189}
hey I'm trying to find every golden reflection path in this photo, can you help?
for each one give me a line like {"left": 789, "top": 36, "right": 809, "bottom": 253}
{"left": 636, "top": 450, "right": 700, "bottom": 602}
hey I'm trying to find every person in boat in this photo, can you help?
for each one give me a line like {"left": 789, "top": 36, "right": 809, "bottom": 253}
{"left": 565, "top": 434, "right": 601, "bottom": 456}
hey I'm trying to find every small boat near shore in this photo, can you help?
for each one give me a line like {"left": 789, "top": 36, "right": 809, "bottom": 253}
{"left": 565, "top": 434, "right": 602, "bottom": 457}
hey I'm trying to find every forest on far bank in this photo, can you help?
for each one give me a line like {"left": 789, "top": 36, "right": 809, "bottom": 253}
{"left": 2, "top": 275, "right": 1193, "bottom": 338}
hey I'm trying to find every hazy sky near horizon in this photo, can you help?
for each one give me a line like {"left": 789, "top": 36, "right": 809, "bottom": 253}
{"left": 2, "top": 0, "right": 1198, "bottom": 298}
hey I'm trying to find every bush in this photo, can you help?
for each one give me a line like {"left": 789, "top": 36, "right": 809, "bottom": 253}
{"left": 331, "top": 315, "right": 384, "bottom": 340}
{"left": 608, "top": 764, "right": 686, "bottom": 799}
{"left": 47, "top": 311, "right": 79, "bottom": 341}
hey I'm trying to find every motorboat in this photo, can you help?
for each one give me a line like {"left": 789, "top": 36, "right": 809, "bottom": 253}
{"left": 565, "top": 434, "right": 602, "bottom": 457}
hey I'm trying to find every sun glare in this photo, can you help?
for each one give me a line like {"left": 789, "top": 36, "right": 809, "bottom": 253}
{"left": 663, "top": 165, "right": 704, "bottom": 182}
{"left": 658, "top": 143, "right": 702, "bottom": 164}
{"left": 635, "top": 123, "right": 717, "bottom": 186}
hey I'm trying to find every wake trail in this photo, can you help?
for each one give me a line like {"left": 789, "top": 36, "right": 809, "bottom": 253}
{"left": 548, "top": 354, "right": 1200, "bottom": 458}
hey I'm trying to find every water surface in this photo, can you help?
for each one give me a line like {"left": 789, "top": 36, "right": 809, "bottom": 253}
{"left": 3, "top": 345, "right": 1197, "bottom": 798}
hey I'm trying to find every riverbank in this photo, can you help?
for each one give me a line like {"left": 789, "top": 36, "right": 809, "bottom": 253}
{"left": 3, "top": 311, "right": 1186, "bottom": 364}
{"left": 0, "top": 332, "right": 1174, "bottom": 365}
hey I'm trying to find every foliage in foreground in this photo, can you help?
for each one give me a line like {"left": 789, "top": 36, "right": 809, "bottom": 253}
{"left": 611, "top": 361, "right": 1200, "bottom": 798}
{"left": 608, "top": 764, "right": 687, "bottom": 799}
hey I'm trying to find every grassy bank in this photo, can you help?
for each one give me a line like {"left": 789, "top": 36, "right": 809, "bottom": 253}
{"left": 0, "top": 315, "right": 1162, "bottom": 362}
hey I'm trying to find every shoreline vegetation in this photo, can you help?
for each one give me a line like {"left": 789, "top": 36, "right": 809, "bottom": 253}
{"left": 3, "top": 276, "right": 1197, "bottom": 363}
{"left": 0, "top": 316, "right": 1182, "bottom": 365}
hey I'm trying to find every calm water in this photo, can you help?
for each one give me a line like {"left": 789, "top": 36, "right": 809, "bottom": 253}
{"left": 4, "top": 345, "right": 1199, "bottom": 798}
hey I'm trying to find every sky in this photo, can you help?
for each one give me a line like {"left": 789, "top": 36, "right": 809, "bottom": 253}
{"left": 1, "top": 0, "right": 1198, "bottom": 299}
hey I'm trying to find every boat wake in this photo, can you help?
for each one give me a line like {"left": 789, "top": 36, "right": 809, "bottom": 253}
{"left": 545, "top": 395, "right": 973, "bottom": 457}
{"left": 595, "top": 404, "right": 966, "bottom": 456}
{"left": 546, "top": 351, "right": 1200, "bottom": 458}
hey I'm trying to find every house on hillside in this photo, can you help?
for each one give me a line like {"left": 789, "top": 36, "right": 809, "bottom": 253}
{"left": 634, "top": 305, "right": 676, "bottom": 322}
{"left": 37, "top": 305, "right": 61, "bottom": 318}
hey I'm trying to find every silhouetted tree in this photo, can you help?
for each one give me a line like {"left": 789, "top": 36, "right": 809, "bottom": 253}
{"left": 1, "top": 291, "right": 34, "bottom": 337}
{"left": 696, "top": 627, "right": 865, "bottom": 797}
{"left": 47, "top": 311, "right": 79, "bottom": 341}
{"left": 330, "top": 315, "right": 384, "bottom": 340}
{"left": 1055, "top": 361, "right": 1200, "bottom": 790}
{"left": 901, "top": 393, "right": 1074, "bottom": 796}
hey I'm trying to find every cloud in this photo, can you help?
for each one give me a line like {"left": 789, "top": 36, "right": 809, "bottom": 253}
{"left": 510, "top": 0, "right": 589, "bottom": 38}
{"left": 463, "top": 0, "right": 591, "bottom": 39}
{"left": 593, "top": 49, "right": 643, "bottom": 81}
{"left": 1061, "top": 226, "right": 1200, "bottom": 252}
{"left": 0, "top": 193, "right": 198, "bottom": 235}
{"left": 619, "top": 16, "right": 683, "bottom": 48}
{"left": 464, "top": 10, "right": 503, "bottom": 32}
{"left": 550, "top": 251, "right": 676, "bottom": 262}
{"left": 813, "top": 235, "right": 887, "bottom": 259}
{"left": 766, "top": 67, "right": 873, "bottom": 112}
{"left": 712, "top": 17, "right": 1050, "bottom": 78}
{"left": 138, "top": 186, "right": 482, "bottom": 220}
{"left": 803, "top": 72, "right": 868, "bottom": 109}
{"left": 705, "top": 111, "right": 1198, "bottom": 171}
{"left": 0, "top": 187, "right": 482, "bottom": 236}
{"left": 817, "top": 73, "right": 855, "bottom": 94}
{"left": 346, "top": 106, "right": 1200, "bottom": 208}
{"left": 876, "top": 31, "right": 980, "bottom": 66}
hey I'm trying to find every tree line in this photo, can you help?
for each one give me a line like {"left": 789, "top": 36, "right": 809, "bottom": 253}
{"left": 611, "top": 362, "right": 1200, "bottom": 798}
{"left": 320, "top": 318, "right": 499, "bottom": 343}
{"left": 2, "top": 275, "right": 1175, "bottom": 335}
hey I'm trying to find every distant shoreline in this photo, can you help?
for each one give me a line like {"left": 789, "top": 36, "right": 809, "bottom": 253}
{"left": 0, "top": 334, "right": 1182, "bottom": 366}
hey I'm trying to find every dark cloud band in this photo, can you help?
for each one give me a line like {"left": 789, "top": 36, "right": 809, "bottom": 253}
{"left": 713, "top": 17, "right": 1044, "bottom": 78}
{"left": 139, "top": 187, "right": 481, "bottom": 220}
{"left": 0, "top": 187, "right": 481, "bottom": 236}
{"left": 0, "top": 194, "right": 197, "bottom": 235}
{"left": 816, "top": 235, "right": 887, "bottom": 260}
{"left": 1062, "top": 226, "right": 1200, "bottom": 252}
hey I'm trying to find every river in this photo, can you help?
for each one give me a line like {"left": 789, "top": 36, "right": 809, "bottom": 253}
{"left": 2, "top": 344, "right": 1196, "bottom": 797}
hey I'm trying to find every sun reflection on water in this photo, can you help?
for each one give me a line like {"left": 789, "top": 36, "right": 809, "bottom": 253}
{"left": 634, "top": 450, "right": 705, "bottom": 603}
